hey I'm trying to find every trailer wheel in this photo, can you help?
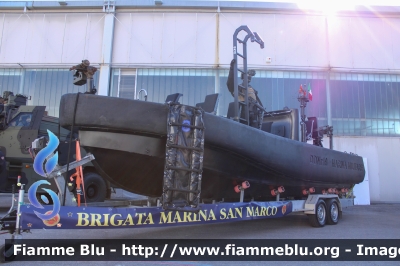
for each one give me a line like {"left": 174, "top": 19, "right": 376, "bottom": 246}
{"left": 83, "top": 172, "right": 106, "bottom": 202}
{"left": 308, "top": 199, "right": 326, "bottom": 227}
{"left": 326, "top": 199, "right": 339, "bottom": 225}
{"left": 0, "top": 244, "right": 16, "bottom": 262}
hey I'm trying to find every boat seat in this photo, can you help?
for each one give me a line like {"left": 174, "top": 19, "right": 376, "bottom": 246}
{"left": 227, "top": 102, "right": 244, "bottom": 121}
{"left": 228, "top": 101, "right": 263, "bottom": 127}
{"left": 196, "top": 93, "right": 219, "bottom": 114}
{"left": 165, "top": 93, "right": 183, "bottom": 104}
{"left": 261, "top": 121, "right": 273, "bottom": 133}
{"left": 271, "top": 124, "right": 285, "bottom": 137}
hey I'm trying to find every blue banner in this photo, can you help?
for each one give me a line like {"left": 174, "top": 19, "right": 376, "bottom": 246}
{"left": 20, "top": 201, "right": 292, "bottom": 230}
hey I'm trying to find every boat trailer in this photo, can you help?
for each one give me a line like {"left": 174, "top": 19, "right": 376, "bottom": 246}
{"left": 0, "top": 132, "right": 353, "bottom": 261}
{"left": 0, "top": 25, "right": 354, "bottom": 262}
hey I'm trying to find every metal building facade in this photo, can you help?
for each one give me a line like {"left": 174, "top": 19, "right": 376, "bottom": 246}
{"left": 0, "top": 0, "right": 400, "bottom": 202}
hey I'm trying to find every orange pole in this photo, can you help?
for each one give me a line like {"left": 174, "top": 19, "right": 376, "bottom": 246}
{"left": 76, "top": 140, "right": 87, "bottom": 206}
{"left": 68, "top": 140, "right": 87, "bottom": 207}
{"left": 75, "top": 141, "right": 82, "bottom": 206}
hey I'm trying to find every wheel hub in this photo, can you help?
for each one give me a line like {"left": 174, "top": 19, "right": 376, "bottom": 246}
{"left": 87, "top": 186, "right": 96, "bottom": 198}
{"left": 331, "top": 203, "right": 338, "bottom": 221}
{"left": 317, "top": 204, "right": 326, "bottom": 223}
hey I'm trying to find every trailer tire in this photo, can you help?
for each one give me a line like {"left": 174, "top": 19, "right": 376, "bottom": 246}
{"left": 0, "top": 244, "right": 16, "bottom": 262}
{"left": 326, "top": 199, "right": 339, "bottom": 225}
{"left": 307, "top": 199, "right": 326, "bottom": 227}
{"left": 83, "top": 172, "right": 106, "bottom": 202}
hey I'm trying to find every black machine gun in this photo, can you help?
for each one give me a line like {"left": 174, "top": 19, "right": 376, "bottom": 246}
{"left": 70, "top": 59, "right": 98, "bottom": 94}
{"left": 306, "top": 122, "right": 334, "bottom": 149}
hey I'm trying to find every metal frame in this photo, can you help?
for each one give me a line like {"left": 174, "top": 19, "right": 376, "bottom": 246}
{"left": 232, "top": 25, "right": 264, "bottom": 125}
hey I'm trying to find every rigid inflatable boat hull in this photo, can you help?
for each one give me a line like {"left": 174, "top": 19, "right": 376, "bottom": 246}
{"left": 59, "top": 94, "right": 365, "bottom": 200}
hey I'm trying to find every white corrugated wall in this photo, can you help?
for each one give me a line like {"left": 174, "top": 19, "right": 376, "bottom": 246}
{"left": 334, "top": 137, "right": 400, "bottom": 203}
{"left": 1, "top": 11, "right": 400, "bottom": 71}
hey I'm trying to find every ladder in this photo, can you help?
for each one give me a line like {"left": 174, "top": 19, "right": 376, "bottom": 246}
{"left": 162, "top": 103, "right": 205, "bottom": 212}
{"left": 232, "top": 25, "right": 264, "bottom": 126}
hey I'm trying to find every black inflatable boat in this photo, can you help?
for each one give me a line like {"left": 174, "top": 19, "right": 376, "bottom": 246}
{"left": 59, "top": 93, "right": 365, "bottom": 203}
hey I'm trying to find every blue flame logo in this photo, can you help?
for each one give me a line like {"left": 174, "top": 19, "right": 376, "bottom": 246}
{"left": 28, "top": 180, "right": 60, "bottom": 221}
{"left": 33, "top": 130, "right": 59, "bottom": 177}
{"left": 30, "top": 130, "right": 61, "bottom": 221}
{"left": 182, "top": 120, "right": 191, "bottom": 132}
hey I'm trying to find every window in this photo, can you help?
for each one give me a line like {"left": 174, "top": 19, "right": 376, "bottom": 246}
{"left": 9, "top": 113, "right": 32, "bottom": 127}
{"left": 330, "top": 73, "right": 400, "bottom": 136}
{"left": 1, "top": 68, "right": 99, "bottom": 117}
{"left": 110, "top": 69, "right": 137, "bottom": 99}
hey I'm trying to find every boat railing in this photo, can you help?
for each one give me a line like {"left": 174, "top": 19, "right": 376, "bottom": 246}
{"left": 136, "top": 89, "right": 148, "bottom": 101}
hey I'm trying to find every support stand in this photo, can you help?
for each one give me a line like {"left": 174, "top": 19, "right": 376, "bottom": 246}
{"left": 271, "top": 186, "right": 285, "bottom": 201}
{"left": 234, "top": 181, "right": 250, "bottom": 202}
{"left": 86, "top": 78, "right": 97, "bottom": 94}
{"left": 302, "top": 187, "right": 316, "bottom": 196}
